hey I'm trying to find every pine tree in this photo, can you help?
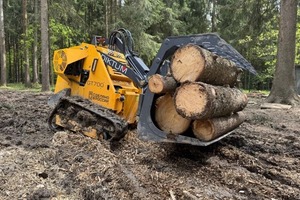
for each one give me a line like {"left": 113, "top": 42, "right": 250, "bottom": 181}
{"left": 0, "top": 0, "right": 6, "bottom": 86}
{"left": 41, "top": 0, "right": 50, "bottom": 91}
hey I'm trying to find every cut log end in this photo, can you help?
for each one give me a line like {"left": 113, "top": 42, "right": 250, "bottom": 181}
{"left": 148, "top": 75, "right": 165, "bottom": 94}
{"left": 192, "top": 120, "right": 213, "bottom": 141}
{"left": 174, "top": 83, "right": 208, "bottom": 119}
{"left": 155, "top": 94, "right": 191, "bottom": 135}
{"left": 148, "top": 74, "right": 177, "bottom": 94}
{"left": 171, "top": 44, "right": 205, "bottom": 82}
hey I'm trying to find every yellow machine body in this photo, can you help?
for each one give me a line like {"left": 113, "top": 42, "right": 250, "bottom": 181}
{"left": 53, "top": 43, "right": 141, "bottom": 125}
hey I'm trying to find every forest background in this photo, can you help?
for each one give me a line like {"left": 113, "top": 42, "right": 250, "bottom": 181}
{"left": 0, "top": 0, "right": 300, "bottom": 91}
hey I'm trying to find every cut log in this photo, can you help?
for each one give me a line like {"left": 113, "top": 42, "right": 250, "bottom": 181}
{"left": 170, "top": 44, "right": 242, "bottom": 87}
{"left": 155, "top": 94, "right": 191, "bottom": 134}
{"left": 192, "top": 112, "right": 246, "bottom": 142}
{"left": 148, "top": 74, "right": 177, "bottom": 94}
{"left": 174, "top": 82, "right": 248, "bottom": 119}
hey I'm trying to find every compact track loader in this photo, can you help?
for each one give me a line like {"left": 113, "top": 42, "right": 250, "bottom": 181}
{"left": 48, "top": 28, "right": 256, "bottom": 146}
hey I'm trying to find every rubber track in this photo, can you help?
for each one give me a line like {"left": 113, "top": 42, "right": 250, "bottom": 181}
{"left": 48, "top": 96, "right": 128, "bottom": 141}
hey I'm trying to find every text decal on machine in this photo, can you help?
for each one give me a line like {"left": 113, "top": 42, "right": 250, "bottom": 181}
{"left": 101, "top": 53, "right": 128, "bottom": 74}
{"left": 89, "top": 91, "right": 109, "bottom": 103}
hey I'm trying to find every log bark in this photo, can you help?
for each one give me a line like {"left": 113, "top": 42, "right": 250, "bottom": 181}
{"left": 170, "top": 44, "right": 242, "bottom": 87}
{"left": 192, "top": 112, "right": 246, "bottom": 141}
{"left": 155, "top": 94, "right": 191, "bottom": 134}
{"left": 148, "top": 74, "right": 177, "bottom": 94}
{"left": 174, "top": 82, "right": 248, "bottom": 119}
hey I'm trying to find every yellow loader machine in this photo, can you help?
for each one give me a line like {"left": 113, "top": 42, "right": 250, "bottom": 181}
{"left": 48, "top": 28, "right": 256, "bottom": 146}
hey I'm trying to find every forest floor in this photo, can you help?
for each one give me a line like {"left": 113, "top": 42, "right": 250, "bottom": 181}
{"left": 0, "top": 89, "right": 299, "bottom": 200}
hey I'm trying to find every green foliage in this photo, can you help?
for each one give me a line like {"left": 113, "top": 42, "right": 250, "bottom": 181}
{"left": 250, "top": 15, "right": 279, "bottom": 86}
{"left": 116, "top": 0, "right": 163, "bottom": 64}
{"left": 184, "top": 0, "right": 209, "bottom": 34}
{"left": 214, "top": 0, "right": 280, "bottom": 90}
{"left": 2, "top": 0, "right": 300, "bottom": 91}
{"left": 118, "top": 0, "right": 210, "bottom": 64}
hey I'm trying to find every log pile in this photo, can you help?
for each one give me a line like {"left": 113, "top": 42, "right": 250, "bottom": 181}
{"left": 149, "top": 44, "right": 248, "bottom": 142}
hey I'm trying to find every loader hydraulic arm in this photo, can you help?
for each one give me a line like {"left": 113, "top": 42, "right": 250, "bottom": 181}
{"left": 93, "top": 29, "right": 149, "bottom": 88}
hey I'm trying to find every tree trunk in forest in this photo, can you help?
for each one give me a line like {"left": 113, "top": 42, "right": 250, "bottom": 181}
{"left": 23, "top": 0, "right": 31, "bottom": 87}
{"left": 14, "top": 42, "right": 19, "bottom": 82}
{"left": 211, "top": 0, "right": 217, "bottom": 32}
{"left": 33, "top": 0, "right": 39, "bottom": 84}
{"left": 105, "top": 0, "right": 109, "bottom": 37}
{"left": 41, "top": 0, "right": 50, "bottom": 91}
{"left": 192, "top": 112, "right": 246, "bottom": 141}
{"left": 0, "top": 0, "right": 6, "bottom": 86}
{"left": 114, "top": 0, "right": 118, "bottom": 24}
{"left": 155, "top": 94, "right": 191, "bottom": 135}
{"left": 148, "top": 74, "right": 177, "bottom": 94}
{"left": 110, "top": 0, "right": 115, "bottom": 27}
{"left": 171, "top": 44, "right": 242, "bottom": 87}
{"left": 266, "top": 0, "right": 299, "bottom": 105}
{"left": 174, "top": 82, "right": 248, "bottom": 120}
{"left": 8, "top": 35, "right": 12, "bottom": 82}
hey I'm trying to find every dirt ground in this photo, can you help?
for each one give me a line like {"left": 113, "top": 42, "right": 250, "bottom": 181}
{"left": 0, "top": 89, "right": 299, "bottom": 200}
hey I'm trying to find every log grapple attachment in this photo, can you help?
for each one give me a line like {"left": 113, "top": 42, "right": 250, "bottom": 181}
{"left": 137, "top": 33, "right": 255, "bottom": 146}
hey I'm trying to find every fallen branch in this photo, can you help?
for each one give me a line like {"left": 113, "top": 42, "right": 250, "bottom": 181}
{"left": 169, "top": 189, "right": 176, "bottom": 200}
{"left": 260, "top": 103, "right": 292, "bottom": 110}
{"left": 183, "top": 190, "right": 198, "bottom": 200}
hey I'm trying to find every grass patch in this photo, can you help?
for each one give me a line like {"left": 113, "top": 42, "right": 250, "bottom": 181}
{"left": 243, "top": 89, "right": 270, "bottom": 95}
{"left": 0, "top": 83, "right": 54, "bottom": 92}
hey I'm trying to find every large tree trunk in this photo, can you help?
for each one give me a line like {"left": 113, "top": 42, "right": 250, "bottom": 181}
{"left": 266, "top": 0, "right": 299, "bottom": 105}
{"left": 174, "top": 82, "right": 248, "bottom": 120}
{"left": 41, "top": 0, "right": 50, "bottom": 91}
{"left": 192, "top": 112, "right": 246, "bottom": 141}
{"left": 0, "top": 0, "right": 6, "bottom": 86}
{"left": 170, "top": 44, "right": 242, "bottom": 87}
{"left": 155, "top": 94, "right": 191, "bottom": 135}
{"left": 148, "top": 74, "right": 177, "bottom": 94}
